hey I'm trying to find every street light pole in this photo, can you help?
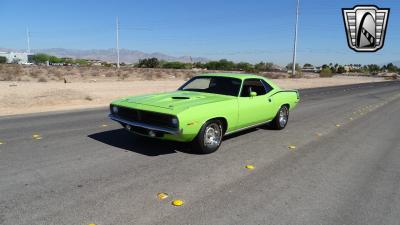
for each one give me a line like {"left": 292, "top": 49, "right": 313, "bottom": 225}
{"left": 26, "top": 27, "right": 31, "bottom": 53}
{"left": 116, "top": 16, "right": 120, "bottom": 69}
{"left": 291, "top": 0, "right": 300, "bottom": 76}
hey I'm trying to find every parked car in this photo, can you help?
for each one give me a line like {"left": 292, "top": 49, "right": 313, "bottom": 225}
{"left": 109, "top": 73, "right": 300, "bottom": 153}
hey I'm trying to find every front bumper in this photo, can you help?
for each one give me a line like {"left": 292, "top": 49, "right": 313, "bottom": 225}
{"left": 108, "top": 114, "right": 182, "bottom": 135}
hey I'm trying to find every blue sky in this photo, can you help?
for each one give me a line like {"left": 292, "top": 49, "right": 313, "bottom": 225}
{"left": 0, "top": 0, "right": 399, "bottom": 65}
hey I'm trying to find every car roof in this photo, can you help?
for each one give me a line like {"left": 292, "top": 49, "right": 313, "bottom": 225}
{"left": 197, "top": 73, "right": 266, "bottom": 80}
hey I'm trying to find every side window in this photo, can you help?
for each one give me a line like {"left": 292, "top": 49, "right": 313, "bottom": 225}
{"left": 261, "top": 80, "right": 273, "bottom": 93}
{"left": 241, "top": 79, "right": 267, "bottom": 97}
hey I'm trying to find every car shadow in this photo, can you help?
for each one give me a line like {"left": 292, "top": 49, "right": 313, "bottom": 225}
{"left": 89, "top": 124, "right": 276, "bottom": 156}
{"left": 223, "top": 123, "right": 276, "bottom": 140}
{"left": 88, "top": 128, "right": 194, "bottom": 156}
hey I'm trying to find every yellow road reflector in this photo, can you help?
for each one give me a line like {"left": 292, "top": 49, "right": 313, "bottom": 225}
{"left": 32, "top": 134, "right": 42, "bottom": 140}
{"left": 316, "top": 132, "right": 322, "bottom": 137}
{"left": 0, "top": 141, "right": 3, "bottom": 145}
{"left": 157, "top": 192, "right": 169, "bottom": 200}
{"left": 349, "top": 117, "right": 353, "bottom": 120}
{"left": 245, "top": 165, "right": 255, "bottom": 170}
{"left": 100, "top": 124, "right": 108, "bottom": 127}
{"left": 288, "top": 145, "right": 296, "bottom": 150}
{"left": 172, "top": 199, "right": 184, "bottom": 206}
{"left": 88, "top": 224, "right": 97, "bottom": 225}
{"left": 335, "top": 124, "right": 341, "bottom": 127}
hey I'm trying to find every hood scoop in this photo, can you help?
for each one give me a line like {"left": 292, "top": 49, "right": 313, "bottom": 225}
{"left": 171, "top": 96, "right": 190, "bottom": 100}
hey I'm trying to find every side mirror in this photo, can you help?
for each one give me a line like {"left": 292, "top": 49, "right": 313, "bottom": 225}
{"left": 250, "top": 91, "right": 257, "bottom": 97}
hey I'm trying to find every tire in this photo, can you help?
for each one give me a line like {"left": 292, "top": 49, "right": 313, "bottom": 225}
{"left": 192, "top": 119, "right": 223, "bottom": 154}
{"left": 271, "top": 105, "right": 289, "bottom": 130}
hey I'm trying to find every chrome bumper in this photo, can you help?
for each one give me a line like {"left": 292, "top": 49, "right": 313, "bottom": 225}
{"left": 108, "top": 114, "right": 181, "bottom": 135}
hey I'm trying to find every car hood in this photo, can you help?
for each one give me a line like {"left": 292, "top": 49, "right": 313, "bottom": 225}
{"left": 118, "top": 91, "right": 233, "bottom": 111}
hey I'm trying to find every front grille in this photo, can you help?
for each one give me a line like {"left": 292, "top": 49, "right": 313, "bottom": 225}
{"left": 111, "top": 105, "right": 176, "bottom": 128}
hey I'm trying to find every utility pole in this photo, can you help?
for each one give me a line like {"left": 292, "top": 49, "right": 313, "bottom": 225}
{"left": 26, "top": 27, "right": 31, "bottom": 53}
{"left": 291, "top": 0, "right": 300, "bottom": 76}
{"left": 116, "top": 16, "right": 120, "bottom": 68}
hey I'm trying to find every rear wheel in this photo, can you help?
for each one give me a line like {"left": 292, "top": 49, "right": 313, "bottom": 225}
{"left": 192, "top": 119, "right": 223, "bottom": 154}
{"left": 271, "top": 105, "right": 289, "bottom": 130}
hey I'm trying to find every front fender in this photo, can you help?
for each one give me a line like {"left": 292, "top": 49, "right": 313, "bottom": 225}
{"left": 177, "top": 99, "right": 238, "bottom": 141}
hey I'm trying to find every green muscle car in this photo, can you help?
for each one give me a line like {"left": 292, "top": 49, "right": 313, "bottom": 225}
{"left": 109, "top": 73, "right": 299, "bottom": 153}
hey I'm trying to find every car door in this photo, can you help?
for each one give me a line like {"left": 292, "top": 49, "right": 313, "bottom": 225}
{"left": 237, "top": 79, "right": 274, "bottom": 128}
{"left": 261, "top": 79, "right": 279, "bottom": 120}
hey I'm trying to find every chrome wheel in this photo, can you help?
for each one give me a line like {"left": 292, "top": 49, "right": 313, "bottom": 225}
{"left": 279, "top": 106, "right": 289, "bottom": 127}
{"left": 203, "top": 123, "right": 222, "bottom": 148}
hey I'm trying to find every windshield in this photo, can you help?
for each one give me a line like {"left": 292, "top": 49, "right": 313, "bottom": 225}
{"left": 179, "top": 76, "right": 242, "bottom": 96}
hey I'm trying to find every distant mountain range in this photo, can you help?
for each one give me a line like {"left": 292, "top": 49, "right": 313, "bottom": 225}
{"left": 0, "top": 48, "right": 209, "bottom": 63}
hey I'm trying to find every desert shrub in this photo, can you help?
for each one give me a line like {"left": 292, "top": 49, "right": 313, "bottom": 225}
{"left": 0, "top": 56, "right": 7, "bottom": 64}
{"left": 184, "top": 73, "right": 194, "bottom": 80}
{"left": 17, "top": 75, "right": 32, "bottom": 82}
{"left": 144, "top": 74, "right": 154, "bottom": 80}
{"left": 29, "top": 69, "right": 41, "bottom": 78}
{"left": 236, "top": 62, "right": 254, "bottom": 71}
{"left": 162, "top": 61, "right": 188, "bottom": 69}
{"left": 151, "top": 70, "right": 165, "bottom": 79}
{"left": 85, "top": 96, "right": 93, "bottom": 101}
{"left": 105, "top": 71, "right": 115, "bottom": 77}
{"left": 90, "top": 70, "right": 99, "bottom": 77}
{"left": 7, "top": 65, "right": 23, "bottom": 76}
{"left": 320, "top": 68, "right": 333, "bottom": 77}
{"left": 337, "top": 66, "right": 346, "bottom": 74}
{"left": 90, "top": 67, "right": 100, "bottom": 75}
{"left": 0, "top": 73, "right": 14, "bottom": 81}
{"left": 137, "top": 58, "right": 160, "bottom": 68}
{"left": 120, "top": 72, "right": 129, "bottom": 80}
{"left": 38, "top": 76, "right": 48, "bottom": 82}
{"left": 291, "top": 71, "right": 303, "bottom": 78}
{"left": 49, "top": 69, "right": 63, "bottom": 78}
{"left": 204, "top": 59, "right": 235, "bottom": 70}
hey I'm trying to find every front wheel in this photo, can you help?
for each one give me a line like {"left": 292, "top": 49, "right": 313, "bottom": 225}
{"left": 192, "top": 120, "right": 223, "bottom": 154}
{"left": 271, "top": 105, "right": 289, "bottom": 130}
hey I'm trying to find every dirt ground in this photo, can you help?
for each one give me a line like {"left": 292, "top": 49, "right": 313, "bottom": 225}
{"left": 0, "top": 75, "right": 387, "bottom": 116}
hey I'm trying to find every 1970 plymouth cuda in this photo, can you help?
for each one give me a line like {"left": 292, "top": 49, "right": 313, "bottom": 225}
{"left": 109, "top": 73, "right": 299, "bottom": 153}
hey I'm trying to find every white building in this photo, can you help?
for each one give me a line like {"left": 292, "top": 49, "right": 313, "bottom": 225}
{"left": 0, "top": 52, "right": 33, "bottom": 64}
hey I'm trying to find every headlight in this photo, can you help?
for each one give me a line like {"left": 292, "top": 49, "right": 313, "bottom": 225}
{"left": 112, "top": 106, "right": 119, "bottom": 114}
{"left": 171, "top": 117, "right": 178, "bottom": 126}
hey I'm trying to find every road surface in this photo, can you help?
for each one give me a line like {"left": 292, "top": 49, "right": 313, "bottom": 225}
{"left": 0, "top": 81, "right": 400, "bottom": 225}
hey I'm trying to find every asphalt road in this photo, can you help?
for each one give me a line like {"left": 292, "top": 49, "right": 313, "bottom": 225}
{"left": 1, "top": 81, "right": 400, "bottom": 225}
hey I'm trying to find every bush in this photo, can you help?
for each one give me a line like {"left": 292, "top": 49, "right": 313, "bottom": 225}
{"left": 0, "top": 56, "right": 7, "bottom": 64}
{"left": 320, "top": 68, "right": 333, "bottom": 77}
{"left": 236, "top": 62, "right": 254, "bottom": 72}
{"left": 204, "top": 59, "right": 236, "bottom": 70}
{"left": 254, "top": 62, "right": 274, "bottom": 71}
{"left": 161, "top": 61, "right": 188, "bottom": 69}
{"left": 137, "top": 58, "right": 160, "bottom": 68}
{"left": 31, "top": 53, "right": 51, "bottom": 64}
{"left": 38, "top": 76, "right": 48, "bottom": 82}
{"left": 337, "top": 66, "right": 346, "bottom": 74}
